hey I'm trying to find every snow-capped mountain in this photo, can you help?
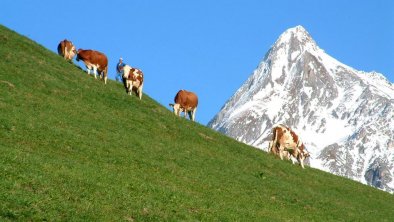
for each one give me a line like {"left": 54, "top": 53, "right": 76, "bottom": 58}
{"left": 208, "top": 26, "right": 394, "bottom": 193}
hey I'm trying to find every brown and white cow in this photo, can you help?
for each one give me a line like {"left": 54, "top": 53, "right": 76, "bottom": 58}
{"left": 122, "top": 65, "right": 144, "bottom": 100}
{"left": 57, "top": 39, "right": 76, "bottom": 61}
{"left": 76, "top": 49, "right": 108, "bottom": 84}
{"left": 268, "top": 124, "right": 310, "bottom": 168}
{"left": 169, "top": 90, "right": 198, "bottom": 121}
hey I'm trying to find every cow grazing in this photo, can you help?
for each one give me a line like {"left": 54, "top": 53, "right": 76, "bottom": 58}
{"left": 169, "top": 90, "right": 198, "bottom": 121}
{"left": 76, "top": 49, "right": 108, "bottom": 84}
{"left": 57, "top": 39, "right": 76, "bottom": 61}
{"left": 122, "top": 65, "right": 144, "bottom": 99}
{"left": 268, "top": 124, "right": 310, "bottom": 168}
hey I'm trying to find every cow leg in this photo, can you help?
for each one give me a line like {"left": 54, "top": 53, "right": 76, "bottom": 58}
{"left": 64, "top": 46, "right": 68, "bottom": 59}
{"left": 179, "top": 108, "right": 185, "bottom": 118}
{"left": 138, "top": 83, "right": 143, "bottom": 100}
{"left": 93, "top": 66, "right": 97, "bottom": 79}
{"left": 126, "top": 81, "right": 131, "bottom": 96}
{"left": 103, "top": 67, "right": 108, "bottom": 85}
{"left": 268, "top": 141, "right": 272, "bottom": 153}
{"left": 282, "top": 150, "right": 290, "bottom": 161}
{"left": 137, "top": 87, "right": 142, "bottom": 99}
{"left": 191, "top": 107, "right": 197, "bottom": 121}
{"left": 129, "top": 81, "right": 134, "bottom": 96}
{"left": 125, "top": 80, "right": 130, "bottom": 94}
{"left": 297, "top": 151, "right": 307, "bottom": 169}
{"left": 279, "top": 145, "right": 284, "bottom": 160}
{"left": 269, "top": 141, "right": 277, "bottom": 154}
{"left": 299, "top": 155, "right": 305, "bottom": 169}
{"left": 122, "top": 78, "right": 128, "bottom": 93}
{"left": 65, "top": 47, "right": 71, "bottom": 60}
{"left": 290, "top": 155, "right": 297, "bottom": 164}
{"left": 293, "top": 149, "right": 301, "bottom": 166}
{"left": 176, "top": 106, "right": 181, "bottom": 117}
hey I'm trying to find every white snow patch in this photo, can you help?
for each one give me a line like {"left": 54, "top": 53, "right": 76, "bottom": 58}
{"left": 291, "top": 50, "right": 300, "bottom": 60}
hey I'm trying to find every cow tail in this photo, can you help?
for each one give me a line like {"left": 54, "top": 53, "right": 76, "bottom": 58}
{"left": 57, "top": 43, "right": 62, "bottom": 56}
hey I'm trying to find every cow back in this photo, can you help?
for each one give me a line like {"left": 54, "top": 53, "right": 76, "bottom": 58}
{"left": 123, "top": 66, "right": 144, "bottom": 86}
{"left": 275, "top": 124, "right": 306, "bottom": 152}
{"left": 174, "top": 90, "right": 198, "bottom": 110}
{"left": 129, "top": 68, "right": 144, "bottom": 87}
{"left": 77, "top": 49, "right": 108, "bottom": 71}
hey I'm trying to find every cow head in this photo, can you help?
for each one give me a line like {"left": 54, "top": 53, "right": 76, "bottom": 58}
{"left": 122, "top": 65, "right": 131, "bottom": 79}
{"left": 71, "top": 46, "right": 77, "bottom": 55}
{"left": 68, "top": 45, "right": 77, "bottom": 60}
{"left": 76, "top": 49, "right": 82, "bottom": 61}
{"left": 169, "top": 103, "right": 181, "bottom": 116}
{"left": 303, "top": 149, "right": 310, "bottom": 158}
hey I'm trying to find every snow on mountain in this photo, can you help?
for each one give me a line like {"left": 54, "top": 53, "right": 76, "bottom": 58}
{"left": 208, "top": 25, "right": 394, "bottom": 193}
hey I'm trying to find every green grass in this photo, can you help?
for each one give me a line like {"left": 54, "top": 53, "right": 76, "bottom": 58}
{"left": 0, "top": 24, "right": 393, "bottom": 221}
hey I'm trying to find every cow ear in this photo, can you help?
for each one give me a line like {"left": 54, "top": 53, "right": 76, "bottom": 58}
{"left": 169, "top": 104, "right": 174, "bottom": 107}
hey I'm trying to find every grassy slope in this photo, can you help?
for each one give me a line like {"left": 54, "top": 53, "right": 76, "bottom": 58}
{"left": 0, "top": 25, "right": 393, "bottom": 221}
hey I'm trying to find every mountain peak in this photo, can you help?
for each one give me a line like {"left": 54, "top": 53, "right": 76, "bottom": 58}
{"left": 287, "top": 25, "right": 308, "bottom": 35}
{"left": 273, "top": 25, "right": 317, "bottom": 53}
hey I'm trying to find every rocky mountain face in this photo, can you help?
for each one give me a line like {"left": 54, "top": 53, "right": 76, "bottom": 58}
{"left": 208, "top": 26, "right": 394, "bottom": 193}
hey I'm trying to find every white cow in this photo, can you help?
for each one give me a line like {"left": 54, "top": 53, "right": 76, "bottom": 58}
{"left": 122, "top": 65, "right": 144, "bottom": 100}
{"left": 268, "top": 124, "right": 310, "bottom": 168}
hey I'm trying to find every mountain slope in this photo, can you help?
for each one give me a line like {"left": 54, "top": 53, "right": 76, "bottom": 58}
{"left": 1, "top": 24, "right": 394, "bottom": 221}
{"left": 208, "top": 26, "right": 394, "bottom": 193}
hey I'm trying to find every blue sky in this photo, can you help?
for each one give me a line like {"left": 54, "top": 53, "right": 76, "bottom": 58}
{"left": 2, "top": 0, "right": 393, "bottom": 125}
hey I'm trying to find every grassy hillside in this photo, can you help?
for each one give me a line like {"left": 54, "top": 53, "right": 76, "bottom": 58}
{"left": 0, "top": 24, "right": 393, "bottom": 221}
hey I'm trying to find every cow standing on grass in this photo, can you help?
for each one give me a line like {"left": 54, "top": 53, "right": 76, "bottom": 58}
{"left": 268, "top": 124, "right": 310, "bottom": 168}
{"left": 57, "top": 39, "right": 76, "bottom": 61}
{"left": 122, "top": 65, "right": 144, "bottom": 100}
{"left": 169, "top": 90, "right": 198, "bottom": 121}
{"left": 76, "top": 49, "right": 108, "bottom": 84}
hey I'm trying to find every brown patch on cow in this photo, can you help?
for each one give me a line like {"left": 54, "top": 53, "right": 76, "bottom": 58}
{"left": 271, "top": 127, "right": 276, "bottom": 141}
{"left": 299, "top": 143, "right": 305, "bottom": 153}
{"left": 289, "top": 130, "right": 299, "bottom": 144}
{"left": 270, "top": 126, "right": 283, "bottom": 155}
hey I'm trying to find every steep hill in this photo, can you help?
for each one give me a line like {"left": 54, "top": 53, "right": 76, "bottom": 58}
{"left": 1, "top": 25, "right": 393, "bottom": 221}
{"left": 208, "top": 26, "right": 394, "bottom": 193}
